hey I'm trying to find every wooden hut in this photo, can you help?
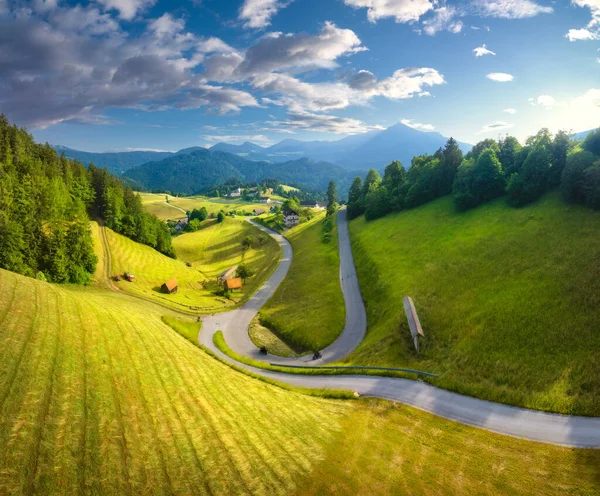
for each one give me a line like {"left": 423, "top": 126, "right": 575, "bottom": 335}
{"left": 161, "top": 277, "right": 178, "bottom": 294}
{"left": 224, "top": 278, "right": 242, "bottom": 291}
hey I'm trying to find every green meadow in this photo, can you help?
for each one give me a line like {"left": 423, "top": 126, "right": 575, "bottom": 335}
{"left": 101, "top": 217, "right": 280, "bottom": 312}
{"left": 259, "top": 212, "right": 345, "bottom": 354}
{"left": 1, "top": 268, "right": 597, "bottom": 494}
{"left": 347, "top": 192, "right": 600, "bottom": 415}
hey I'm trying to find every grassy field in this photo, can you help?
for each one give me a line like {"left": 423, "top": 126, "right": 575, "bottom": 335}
{"left": 296, "top": 399, "right": 600, "bottom": 495}
{"left": 138, "top": 192, "right": 266, "bottom": 221}
{"left": 259, "top": 212, "right": 345, "bottom": 354}
{"left": 101, "top": 217, "right": 280, "bottom": 312}
{"left": 347, "top": 192, "right": 600, "bottom": 415}
{"left": 1, "top": 268, "right": 598, "bottom": 494}
{"left": 172, "top": 217, "right": 281, "bottom": 301}
{"left": 0, "top": 269, "right": 349, "bottom": 495}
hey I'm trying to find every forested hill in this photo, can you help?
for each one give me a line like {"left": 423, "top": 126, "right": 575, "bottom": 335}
{"left": 0, "top": 115, "right": 174, "bottom": 285}
{"left": 124, "top": 148, "right": 359, "bottom": 196}
{"left": 52, "top": 145, "right": 175, "bottom": 175}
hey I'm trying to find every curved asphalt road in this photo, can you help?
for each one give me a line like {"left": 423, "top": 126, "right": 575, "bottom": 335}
{"left": 199, "top": 209, "right": 600, "bottom": 448}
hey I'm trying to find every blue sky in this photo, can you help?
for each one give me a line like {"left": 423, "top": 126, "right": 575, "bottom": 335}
{"left": 0, "top": 0, "right": 598, "bottom": 152}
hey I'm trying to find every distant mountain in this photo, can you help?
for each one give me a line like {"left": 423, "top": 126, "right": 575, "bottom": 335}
{"left": 208, "top": 123, "right": 472, "bottom": 171}
{"left": 52, "top": 146, "right": 175, "bottom": 175}
{"left": 572, "top": 129, "right": 593, "bottom": 141}
{"left": 124, "top": 148, "right": 359, "bottom": 196}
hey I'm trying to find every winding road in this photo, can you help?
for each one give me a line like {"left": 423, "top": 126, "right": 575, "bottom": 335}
{"left": 198, "top": 209, "right": 600, "bottom": 448}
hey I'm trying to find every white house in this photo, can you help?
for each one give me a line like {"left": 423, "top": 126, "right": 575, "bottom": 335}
{"left": 283, "top": 209, "right": 299, "bottom": 228}
{"left": 259, "top": 196, "right": 271, "bottom": 204}
{"left": 229, "top": 188, "right": 241, "bottom": 198}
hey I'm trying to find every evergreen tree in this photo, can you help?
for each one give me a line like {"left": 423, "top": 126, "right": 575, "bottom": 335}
{"left": 561, "top": 149, "right": 596, "bottom": 204}
{"left": 507, "top": 144, "right": 551, "bottom": 206}
{"left": 346, "top": 177, "right": 364, "bottom": 219}
{"left": 362, "top": 169, "right": 381, "bottom": 198}
{"left": 326, "top": 180, "right": 338, "bottom": 217}
{"left": 439, "top": 138, "right": 463, "bottom": 195}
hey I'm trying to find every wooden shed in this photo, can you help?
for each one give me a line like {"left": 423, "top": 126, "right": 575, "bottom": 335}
{"left": 161, "top": 277, "right": 178, "bottom": 294}
{"left": 224, "top": 278, "right": 242, "bottom": 291}
{"left": 217, "top": 266, "right": 238, "bottom": 283}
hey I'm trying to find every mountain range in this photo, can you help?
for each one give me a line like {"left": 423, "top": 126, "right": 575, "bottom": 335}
{"left": 53, "top": 123, "right": 472, "bottom": 176}
{"left": 209, "top": 123, "right": 472, "bottom": 170}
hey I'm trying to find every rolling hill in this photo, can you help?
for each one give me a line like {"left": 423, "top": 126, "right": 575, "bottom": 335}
{"left": 346, "top": 192, "right": 600, "bottom": 415}
{"left": 123, "top": 150, "right": 359, "bottom": 196}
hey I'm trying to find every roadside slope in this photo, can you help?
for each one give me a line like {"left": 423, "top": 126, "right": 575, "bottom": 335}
{"left": 347, "top": 193, "right": 600, "bottom": 415}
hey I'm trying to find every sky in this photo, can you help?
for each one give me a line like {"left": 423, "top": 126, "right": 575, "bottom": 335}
{"left": 0, "top": 0, "right": 599, "bottom": 152}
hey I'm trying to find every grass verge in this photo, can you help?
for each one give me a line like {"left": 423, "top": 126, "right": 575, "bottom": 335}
{"left": 248, "top": 316, "right": 298, "bottom": 357}
{"left": 347, "top": 192, "right": 600, "bottom": 415}
{"left": 259, "top": 212, "right": 345, "bottom": 353}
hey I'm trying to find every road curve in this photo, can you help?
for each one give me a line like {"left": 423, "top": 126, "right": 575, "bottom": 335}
{"left": 201, "top": 209, "right": 366, "bottom": 365}
{"left": 198, "top": 209, "right": 600, "bottom": 448}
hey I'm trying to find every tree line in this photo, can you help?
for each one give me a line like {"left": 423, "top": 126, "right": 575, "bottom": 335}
{"left": 0, "top": 115, "right": 174, "bottom": 285}
{"left": 347, "top": 128, "right": 600, "bottom": 221}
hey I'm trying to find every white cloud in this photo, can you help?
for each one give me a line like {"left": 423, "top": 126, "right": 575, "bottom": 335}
{"left": 96, "top": 0, "right": 156, "bottom": 20}
{"left": 566, "top": 28, "right": 600, "bottom": 40}
{"left": 487, "top": 72, "right": 514, "bottom": 82}
{"left": 235, "top": 22, "right": 366, "bottom": 76}
{"left": 477, "top": 121, "right": 514, "bottom": 134}
{"left": 471, "top": 25, "right": 480, "bottom": 30}
{"left": 422, "top": 6, "right": 463, "bottom": 35}
{"left": 473, "top": 0, "right": 553, "bottom": 18}
{"left": 536, "top": 94, "right": 556, "bottom": 106}
{"left": 473, "top": 44, "right": 496, "bottom": 57}
{"left": 202, "top": 134, "right": 272, "bottom": 144}
{"left": 565, "top": 0, "right": 600, "bottom": 40}
{"left": 344, "top": 0, "right": 434, "bottom": 23}
{"left": 268, "top": 110, "right": 384, "bottom": 134}
{"left": 400, "top": 118, "right": 435, "bottom": 131}
{"left": 239, "top": 0, "right": 287, "bottom": 29}
{"left": 503, "top": 108, "right": 517, "bottom": 114}
{"left": 149, "top": 13, "right": 186, "bottom": 37}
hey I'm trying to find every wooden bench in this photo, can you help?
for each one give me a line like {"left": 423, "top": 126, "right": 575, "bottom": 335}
{"left": 403, "top": 296, "right": 424, "bottom": 354}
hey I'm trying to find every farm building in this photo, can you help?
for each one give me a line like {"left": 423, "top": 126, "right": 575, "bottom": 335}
{"left": 124, "top": 272, "right": 135, "bottom": 282}
{"left": 259, "top": 196, "right": 271, "bottom": 204}
{"left": 229, "top": 188, "right": 242, "bottom": 198}
{"left": 161, "top": 278, "right": 178, "bottom": 294}
{"left": 217, "top": 266, "right": 238, "bottom": 283}
{"left": 283, "top": 209, "right": 299, "bottom": 228}
{"left": 253, "top": 208, "right": 266, "bottom": 216}
{"left": 224, "top": 278, "right": 242, "bottom": 291}
{"left": 174, "top": 218, "right": 188, "bottom": 231}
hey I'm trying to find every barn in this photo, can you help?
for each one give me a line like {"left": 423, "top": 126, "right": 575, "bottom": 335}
{"left": 161, "top": 277, "right": 178, "bottom": 294}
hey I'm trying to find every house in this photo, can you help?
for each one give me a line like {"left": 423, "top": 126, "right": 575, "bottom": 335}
{"left": 229, "top": 188, "right": 241, "bottom": 198}
{"left": 300, "top": 201, "right": 326, "bottom": 209}
{"left": 217, "top": 266, "right": 238, "bottom": 283}
{"left": 161, "top": 277, "right": 178, "bottom": 294}
{"left": 283, "top": 208, "right": 299, "bottom": 228}
{"left": 174, "top": 217, "right": 188, "bottom": 231}
{"left": 253, "top": 208, "right": 266, "bottom": 216}
{"left": 224, "top": 278, "right": 242, "bottom": 291}
{"left": 259, "top": 196, "right": 271, "bottom": 204}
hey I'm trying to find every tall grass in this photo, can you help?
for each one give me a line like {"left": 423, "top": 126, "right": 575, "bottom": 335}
{"left": 347, "top": 192, "right": 600, "bottom": 415}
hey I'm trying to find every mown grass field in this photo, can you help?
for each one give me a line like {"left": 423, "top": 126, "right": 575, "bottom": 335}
{"left": 259, "top": 212, "right": 345, "bottom": 354}
{"left": 138, "top": 192, "right": 266, "bottom": 221}
{"left": 0, "top": 269, "right": 349, "bottom": 495}
{"left": 1, "top": 269, "right": 598, "bottom": 494}
{"left": 172, "top": 218, "right": 281, "bottom": 301}
{"left": 101, "top": 217, "right": 279, "bottom": 312}
{"left": 347, "top": 192, "right": 600, "bottom": 415}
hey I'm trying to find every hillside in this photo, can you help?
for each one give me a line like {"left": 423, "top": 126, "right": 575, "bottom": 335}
{"left": 346, "top": 192, "right": 600, "bottom": 415}
{"left": 124, "top": 150, "right": 358, "bottom": 196}
{"left": 1, "top": 269, "right": 598, "bottom": 494}
{"left": 258, "top": 212, "right": 345, "bottom": 353}
{"left": 0, "top": 268, "right": 348, "bottom": 494}
{"left": 208, "top": 123, "right": 472, "bottom": 171}
{"left": 101, "top": 217, "right": 281, "bottom": 312}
